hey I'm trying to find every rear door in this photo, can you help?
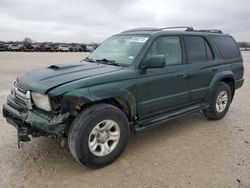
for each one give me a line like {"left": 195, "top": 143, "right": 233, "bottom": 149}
{"left": 183, "top": 35, "right": 218, "bottom": 103}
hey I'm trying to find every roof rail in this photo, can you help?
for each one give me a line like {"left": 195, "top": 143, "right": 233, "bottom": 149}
{"left": 161, "top": 26, "right": 194, "bottom": 31}
{"left": 161, "top": 27, "right": 223, "bottom": 33}
{"left": 121, "top": 27, "right": 223, "bottom": 34}
{"left": 122, "top": 27, "right": 160, "bottom": 33}
{"left": 185, "top": 28, "right": 223, "bottom": 33}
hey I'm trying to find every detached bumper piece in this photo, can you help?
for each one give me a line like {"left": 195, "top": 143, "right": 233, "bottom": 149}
{"left": 17, "top": 126, "right": 30, "bottom": 148}
{"left": 3, "top": 103, "right": 70, "bottom": 147}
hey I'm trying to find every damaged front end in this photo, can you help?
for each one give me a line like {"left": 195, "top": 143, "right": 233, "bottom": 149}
{"left": 2, "top": 80, "right": 71, "bottom": 148}
{"left": 3, "top": 103, "right": 71, "bottom": 148}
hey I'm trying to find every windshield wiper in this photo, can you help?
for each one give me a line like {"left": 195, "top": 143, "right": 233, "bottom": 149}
{"left": 82, "top": 57, "right": 96, "bottom": 62}
{"left": 95, "top": 58, "right": 123, "bottom": 67}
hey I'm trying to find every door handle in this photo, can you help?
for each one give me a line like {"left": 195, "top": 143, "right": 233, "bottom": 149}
{"left": 177, "top": 73, "right": 188, "bottom": 79}
{"left": 212, "top": 68, "right": 218, "bottom": 72}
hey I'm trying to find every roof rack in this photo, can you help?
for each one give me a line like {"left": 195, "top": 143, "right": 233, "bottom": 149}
{"left": 122, "top": 27, "right": 223, "bottom": 34}
{"left": 187, "top": 28, "right": 223, "bottom": 33}
{"left": 122, "top": 27, "right": 160, "bottom": 33}
{"left": 161, "top": 26, "right": 194, "bottom": 31}
{"left": 161, "top": 27, "right": 223, "bottom": 33}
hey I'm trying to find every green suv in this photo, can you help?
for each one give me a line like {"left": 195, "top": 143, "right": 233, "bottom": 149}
{"left": 3, "top": 27, "right": 244, "bottom": 168}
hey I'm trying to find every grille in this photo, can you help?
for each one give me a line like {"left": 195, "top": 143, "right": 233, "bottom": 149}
{"left": 10, "top": 81, "right": 32, "bottom": 110}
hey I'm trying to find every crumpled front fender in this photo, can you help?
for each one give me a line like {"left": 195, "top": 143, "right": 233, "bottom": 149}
{"left": 61, "top": 86, "right": 137, "bottom": 120}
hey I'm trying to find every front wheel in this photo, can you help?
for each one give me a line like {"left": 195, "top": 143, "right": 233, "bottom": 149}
{"left": 204, "top": 82, "right": 232, "bottom": 120}
{"left": 68, "top": 104, "right": 130, "bottom": 168}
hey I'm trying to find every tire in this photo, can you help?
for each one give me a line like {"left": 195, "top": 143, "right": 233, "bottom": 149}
{"left": 68, "top": 103, "right": 130, "bottom": 168}
{"left": 203, "top": 82, "right": 232, "bottom": 120}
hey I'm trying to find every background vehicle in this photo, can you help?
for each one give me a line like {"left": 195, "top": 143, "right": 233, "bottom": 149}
{"left": 8, "top": 44, "right": 25, "bottom": 51}
{"left": 85, "top": 44, "right": 99, "bottom": 52}
{"left": 71, "top": 44, "right": 87, "bottom": 52}
{"left": 58, "top": 45, "right": 70, "bottom": 52}
{"left": 33, "top": 44, "right": 46, "bottom": 52}
{"left": 85, "top": 45, "right": 95, "bottom": 52}
{"left": 23, "top": 43, "right": 35, "bottom": 52}
{"left": 0, "top": 43, "right": 8, "bottom": 51}
{"left": 2, "top": 27, "right": 244, "bottom": 168}
{"left": 45, "top": 44, "right": 58, "bottom": 52}
{"left": 0, "top": 41, "right": 97, "bottom": 52}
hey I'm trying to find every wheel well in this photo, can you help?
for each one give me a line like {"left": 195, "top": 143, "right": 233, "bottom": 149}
{"left": 220, "top": 77, "right": 235, "bottom": 100}
{"left": 80, "top": 98, "right": 131, "bottom": 121}
{"left": 63, "top": 98, "right": 132, "bottom": 137}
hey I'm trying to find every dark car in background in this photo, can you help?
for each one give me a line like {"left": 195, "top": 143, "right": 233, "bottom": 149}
{"left": 23, "top": 43, "right": 35, "bottom": 52}
{"left": 45, "top": 44, "right": 58, "bottom": 52}
{"left": 70, "top": 44, "right": 85, "bottom": 52}
{"left": 0, "top": 43, "right": 8, "bottom": 51}
{"left": 33, "top": 44, "right": 46, "bottom": 52}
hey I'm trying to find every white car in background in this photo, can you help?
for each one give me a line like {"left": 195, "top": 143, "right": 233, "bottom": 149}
{"left": 8, "top": 44, "right": 24, "bottom": 51}
{"left": 58, "top": 45, "right": 70, "bottom": 52}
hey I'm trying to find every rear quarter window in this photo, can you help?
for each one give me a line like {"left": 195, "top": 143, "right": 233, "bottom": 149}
{"left": 211, "top": 35, "right": 240, "bottom": 59}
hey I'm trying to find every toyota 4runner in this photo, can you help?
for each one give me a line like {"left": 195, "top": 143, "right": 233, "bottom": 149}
{"left": 3, "top": 27, "right": 244, "bottom": 168}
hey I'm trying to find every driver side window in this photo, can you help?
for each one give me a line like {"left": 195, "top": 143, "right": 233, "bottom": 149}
{"left": 147, "top": 36, "right": 182, "bottom": 65}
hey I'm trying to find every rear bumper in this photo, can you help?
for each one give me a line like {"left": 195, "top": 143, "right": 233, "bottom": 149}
{"left": 235, "top": 78, "right": 244, "bottom": 89}
{"left": 3, "top": 102, "right": 70, "bottom": 138}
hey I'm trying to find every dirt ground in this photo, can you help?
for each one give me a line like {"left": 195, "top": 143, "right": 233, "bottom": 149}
{"left": 0, "top": 52, "right": 249, "bottom": 188}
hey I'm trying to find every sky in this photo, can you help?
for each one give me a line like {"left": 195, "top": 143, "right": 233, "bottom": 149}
{"left": 0, "top": 0, "right": 249, "bottom": 43}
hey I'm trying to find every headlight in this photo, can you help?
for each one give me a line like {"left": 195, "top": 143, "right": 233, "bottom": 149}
{"left": 31, "top": 92, "right": 52, "bottom": 111}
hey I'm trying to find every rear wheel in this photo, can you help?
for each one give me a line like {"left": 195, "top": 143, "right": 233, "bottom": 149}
{"left": 68, "top": 104, "right": 130, "bottom": 168}
{"left": 204, "top": 82, "right": 232, "bottom": 120}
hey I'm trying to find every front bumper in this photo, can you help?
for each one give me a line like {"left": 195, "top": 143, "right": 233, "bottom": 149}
{"left": 3, "top": 102, "right": 70, "bottom": 143}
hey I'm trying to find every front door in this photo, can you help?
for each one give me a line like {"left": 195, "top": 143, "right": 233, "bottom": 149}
{"left": 136, "top": 36, "right": 189, "bottom": 119}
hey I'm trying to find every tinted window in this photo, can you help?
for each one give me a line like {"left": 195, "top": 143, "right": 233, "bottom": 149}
{"left": 184, "top": 36, "right": 206, "bottom": 62}
{"left": 184, "top": 36, "right": 214, "bottom": 62}
{"left": 211, "top": 35, "right": 240, "bottom": 59}
{"left": 147, "top": 36, "right": 182, "bottom": 65}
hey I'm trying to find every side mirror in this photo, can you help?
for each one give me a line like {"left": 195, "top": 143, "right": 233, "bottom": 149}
{"left": 145, "top": 55, "right": 166, "bottom": 69}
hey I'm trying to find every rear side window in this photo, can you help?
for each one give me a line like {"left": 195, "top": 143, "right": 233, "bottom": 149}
{"left": 211, "top": 35, "right": 240, "bottom": 59}
{"left": 184, "top": 36, "right": 214, "bottom": 62}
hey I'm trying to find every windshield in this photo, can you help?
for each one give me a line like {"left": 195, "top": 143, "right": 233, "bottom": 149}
{"left": 88, "top": 35, "right": 149, "bottom": 65}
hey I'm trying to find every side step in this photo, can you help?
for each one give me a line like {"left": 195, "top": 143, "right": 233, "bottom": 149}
{"left": 134, "top": 104, "right": 208, "bottom": 132}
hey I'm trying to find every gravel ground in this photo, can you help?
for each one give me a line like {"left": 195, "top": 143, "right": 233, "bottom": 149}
{"left": 0, "top": 52, "right": 249, "bottom": 188}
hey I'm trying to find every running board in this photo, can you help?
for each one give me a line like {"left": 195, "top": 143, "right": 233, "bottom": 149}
{"left": 134, "top": 104, "right": 208, "bottom": 132}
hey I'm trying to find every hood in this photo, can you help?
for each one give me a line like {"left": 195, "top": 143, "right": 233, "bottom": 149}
{"left": 17, "top": 61, "right": 123, "bottom": 93}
